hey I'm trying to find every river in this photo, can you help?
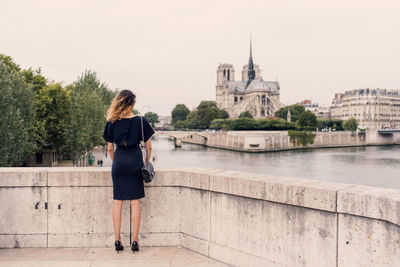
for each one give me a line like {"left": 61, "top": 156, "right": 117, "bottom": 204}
{"left": 148, "top": 135, "right": 400, "bottom": 189}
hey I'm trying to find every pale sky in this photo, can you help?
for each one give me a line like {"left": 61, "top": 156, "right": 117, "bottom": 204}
{"left": 1, "top": 0, "right": 400, "bottom": 116}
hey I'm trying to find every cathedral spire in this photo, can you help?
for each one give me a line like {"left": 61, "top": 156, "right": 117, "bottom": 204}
{"left": 246, "top": 38, "right": 256, "bottom": 88}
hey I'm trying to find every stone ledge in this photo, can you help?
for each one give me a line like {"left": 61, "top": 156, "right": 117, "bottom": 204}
{"left": 337, "top": 185, "right": 400, "bottom": 227}
{"left": 209, "top": 170, "right": 353, "bottom": 212}
{"left": 0, "top": 168, "right": 47, "bottom": 187}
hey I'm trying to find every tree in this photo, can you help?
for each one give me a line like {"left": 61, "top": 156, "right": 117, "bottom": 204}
{"left": 36, "top": 83, "right": 71, "bottom": 153}
{"left": 343, "top": 118, "right": 358, "bottom": 132}
{"left": 239, "top": 111, "right": 253, "bottom": 118}
{"left": 275, "top": 104, "right": 305, "bottom": 122}
{"left": 144, "top": 112, "right": 159, "bottom": 127}
{"left": 299, "top": 110, "right": 317, "bottom": 127}
{"left": 171, "top": 104, "right": 190, "bottom": 125}
{"left": 22, "top": 68, "right": 47, "bottom": 94}
{"left": 67, "top": 71, "right": 113, "bottom": 166}
{"left": 0, "top": 59, "right": 36, "bottom": 166}
{"left": 184, "top": 101, "right": 229, "bottom": 129}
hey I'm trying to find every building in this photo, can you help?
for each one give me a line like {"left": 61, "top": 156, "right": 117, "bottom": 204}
{"left": 299, "top": 100, "right": 331, "bottom": 120}
{"left": 216, "top": 41, "right": 280, "bottom": 118}
{"left": 331, "top": 88, "right": 400, "bottom": 129}
{"left": 154, "top": 115, "right": 173, "bottom": 130}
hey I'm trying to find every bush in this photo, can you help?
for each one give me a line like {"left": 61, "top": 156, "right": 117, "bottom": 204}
{"left": 343, "top": 118, "right": 358, "bottom": 132}
{"left": 210, "top": 118, "right": 298, "bottom": 131}
{"left": 288, "top": 131, "right": 316, "bottom": 146}
{"left": 239, "top": 111, "right": 253, "bottom": 118}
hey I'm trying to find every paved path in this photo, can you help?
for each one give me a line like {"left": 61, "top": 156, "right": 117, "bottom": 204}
{"left": 0, "top": 247, "right": 228, "bottom": 267}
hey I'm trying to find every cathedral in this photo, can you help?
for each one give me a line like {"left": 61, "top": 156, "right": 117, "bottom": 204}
{"left": 216, "top": 42, "right": 281, "bottom": 118}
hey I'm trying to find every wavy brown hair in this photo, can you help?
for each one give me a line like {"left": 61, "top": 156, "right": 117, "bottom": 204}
{"left": 106, "top": 90, "right": 136, "bottom": 123}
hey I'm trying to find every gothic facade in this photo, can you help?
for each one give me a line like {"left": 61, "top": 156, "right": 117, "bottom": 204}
{"left": 216, "top": 43, "right": 280, "bottom": 118}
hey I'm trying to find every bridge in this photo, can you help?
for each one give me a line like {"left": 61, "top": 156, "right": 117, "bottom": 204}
{"left": 156, "top": 131, "right": 210, "bottom": 147}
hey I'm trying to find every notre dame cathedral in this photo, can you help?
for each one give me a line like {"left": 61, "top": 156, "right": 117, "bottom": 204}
{"left": 216, "top": 42, "right": 281, "bottom": 118}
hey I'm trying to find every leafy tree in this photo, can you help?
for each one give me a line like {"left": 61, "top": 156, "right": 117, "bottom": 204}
{"left": 186, "top": 101, "right": 229, "bottom": 129}
{"left": 144, "top": 112, "right": 159, "bottom": 127}
{"left": 275, "top": 104, "right": 305, "bottom": 122}
{"left": 239, "top": 111, "right": 253, "bottom": 118}
{"left": 0, "top": 59, "right": 36, "bottom": 166}
{"left": 22, "top": 68, "right": 47, "bottom": 94}
{"left": 36, "top": 83, "right": 71, "bottom": 153}
{"left": 0, "top": 54, "right": 21, "bottom": 73}
{"left": 67, "top": 71, "right": 112, "bottom": 166}
{"left": 299, "top": 110, "right": 317, "bottom": 127}
{"left": 343, "top": 118, "right": 358, "bottom": 132}
{"left": 171, "top": 104, "right": 190, "bottom": 124}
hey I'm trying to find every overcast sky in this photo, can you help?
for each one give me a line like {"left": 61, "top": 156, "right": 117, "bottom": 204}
{"left": 1, "top": 0, "right": 400, "bottom": 116}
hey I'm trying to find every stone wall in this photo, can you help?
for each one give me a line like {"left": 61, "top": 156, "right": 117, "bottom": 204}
{"left": 181, "top": 130, "right": 400, "bottom": 152}
{"left": 1, "top": 167, "right": 399, "bottom": 266}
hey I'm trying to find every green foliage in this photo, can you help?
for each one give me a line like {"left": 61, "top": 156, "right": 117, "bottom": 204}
{"left": 288, "top": 131, "right": 316, "bottom": 146}
{"left": 0, "top": 59, "right": 36, "bottom": 166}
{"left": 316, "top": 119, "right": 344, "bottom": 131}
{"left": 343, "top": 118, "right": 358, "bottom": 132}
{"left": 67, "top": 71, "right": 113, "bottom": 165}
{"left": 239, "top": 111, "right": 253, "bottom": 118}
{"left": 171, "top": 104, "right": 190, "bottom": 125}
{"left": 36, "top": 83, "right": 71, "bottom": 152}
{"left": 209, "top": 118, "right": 298, "bottom": 131}
{"left": 0, "top": 54, "right": 119, "bottom": 167}
{"left": 275, "top": 104, "right": 305, "bottom": 122}
{"left": 299, "top": 110, "right": 317, "bottom": 127}
{"left": 0, "top": 54, "right": 21, "bottom": 73}
{"left": 174, "top": 101, "right": 229, "bottom": 130}
{"left": 22, "top": 68, "right": 47, "bottom": 94}
{"left": 144, "top": 112, "right": 159, "bottom": 127}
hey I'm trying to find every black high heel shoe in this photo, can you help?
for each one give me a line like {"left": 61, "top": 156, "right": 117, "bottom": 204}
{"left": 115, "top": 240, "right": 124, "bottom": 252}
{"left": 131, "top": 241, "right": 139, "bottom": 253}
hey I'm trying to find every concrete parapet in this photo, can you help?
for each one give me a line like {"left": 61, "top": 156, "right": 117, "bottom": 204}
{"left": 1, "top": 167, "right": 399, "bottom": 266}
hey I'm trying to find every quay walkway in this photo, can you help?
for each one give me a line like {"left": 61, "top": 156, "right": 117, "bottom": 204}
{"left": 0, "top": 247, "right": 227, "bottom": 267}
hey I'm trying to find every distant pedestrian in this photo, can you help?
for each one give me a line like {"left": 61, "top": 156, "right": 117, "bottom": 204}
{"left": 97, "top": 160, "right": 100, "bottom": 166}
{"left": 100, "top": 159, "right": 103, "bottom": 167}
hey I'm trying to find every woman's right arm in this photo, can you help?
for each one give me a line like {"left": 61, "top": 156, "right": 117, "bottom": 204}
{"left": 107, "top": 142, "right": 114, "bottom": 162}
{"left": 144, "top": 139, "right": 152, "bottom": 164}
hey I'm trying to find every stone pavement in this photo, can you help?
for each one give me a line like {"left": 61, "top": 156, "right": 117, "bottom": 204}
{"left": 0, "top": 247, "right": 228, "bottom": 267}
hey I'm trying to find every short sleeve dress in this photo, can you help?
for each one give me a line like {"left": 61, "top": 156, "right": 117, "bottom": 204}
{"left": 102, "top": 116, "right": 155, "bottom": 200}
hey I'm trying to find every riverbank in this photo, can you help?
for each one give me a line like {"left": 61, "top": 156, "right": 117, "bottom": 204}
{"left": 178, "top": 130, "right": 400, "bottom": 152}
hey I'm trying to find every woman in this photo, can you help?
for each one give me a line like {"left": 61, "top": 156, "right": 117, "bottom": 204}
{"left": 102, "top": 89, "right": 155, "bottom": 253}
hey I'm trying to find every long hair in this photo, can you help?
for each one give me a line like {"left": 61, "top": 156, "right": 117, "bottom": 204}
{"left": 106, "top": 90, "right": 136, "bottom": 123}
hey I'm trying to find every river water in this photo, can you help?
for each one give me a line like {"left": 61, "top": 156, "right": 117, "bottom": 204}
{"left": 150, "top": 135, "right": 400, "bottom": 189}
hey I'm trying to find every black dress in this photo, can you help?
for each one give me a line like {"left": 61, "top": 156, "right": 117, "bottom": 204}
{"left": 102, "top": 116, "right": 155, "bottom": 200}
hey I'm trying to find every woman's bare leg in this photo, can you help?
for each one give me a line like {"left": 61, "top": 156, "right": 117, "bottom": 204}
{"left": 112, "top": 200, "right": 123, "bottom": 241}
{"left": 130, "top": 200, "right": 141, "bottom": 241}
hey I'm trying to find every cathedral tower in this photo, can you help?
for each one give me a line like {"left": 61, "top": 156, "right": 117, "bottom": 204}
{"left": 217, "top": 63, "right": 235, "bottom": 86}
{"left": 216, "top": 64, "right": 234, "bottom": 108}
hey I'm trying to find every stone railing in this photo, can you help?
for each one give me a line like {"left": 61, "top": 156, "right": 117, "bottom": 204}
{"left": 1, "top": 167, "right": 399, "bottom": 266}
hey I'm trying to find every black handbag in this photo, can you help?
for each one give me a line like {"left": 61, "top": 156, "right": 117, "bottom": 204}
{"left": 139, "top": 116, "right": 155, "bottom": 183}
